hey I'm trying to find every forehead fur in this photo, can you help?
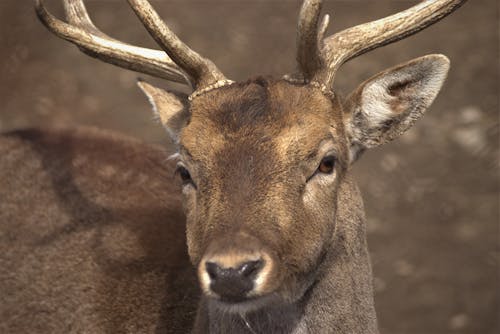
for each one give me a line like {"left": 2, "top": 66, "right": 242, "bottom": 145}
{"left": 181, "top": 78, "right": 346, "bottom": 161}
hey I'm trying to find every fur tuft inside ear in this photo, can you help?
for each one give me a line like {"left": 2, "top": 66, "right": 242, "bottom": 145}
{"left": 345, "top": 54, "right": 450, "bottom": 162}
{"left": 137, "top": 80, "right": 189, "bottom": 142}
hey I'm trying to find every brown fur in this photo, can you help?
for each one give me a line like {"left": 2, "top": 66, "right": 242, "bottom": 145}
{"left": 0, "top": 127, "right": 198, "bottom": 333}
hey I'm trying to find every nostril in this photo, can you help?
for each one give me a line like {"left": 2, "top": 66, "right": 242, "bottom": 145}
{"left": 203, "top": 258, "right": 265, "bottom": 301}
{"left": 238, "top": 259, "right": 263, "bottom": 278}
{"left": 205, "top": 261, "right": 220, "bottom": 280}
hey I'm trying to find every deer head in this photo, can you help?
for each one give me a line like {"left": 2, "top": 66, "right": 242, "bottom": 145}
{"left": 36, "top": 0, "right": 465, "bottom": 315}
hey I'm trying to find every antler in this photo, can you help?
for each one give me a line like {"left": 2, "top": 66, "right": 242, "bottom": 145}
{"left": 292, "top": 0, "right": 467, "bottom": 90}
{"left": 126, "top": 0, "right": 226, "bottom": 89}
{"left": 35, "top": 0, "right": 228, "bottom": 90}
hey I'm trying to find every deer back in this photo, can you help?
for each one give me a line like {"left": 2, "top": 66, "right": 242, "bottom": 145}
{"left": 0, "top": 127, "right": 198, "bottom": 333}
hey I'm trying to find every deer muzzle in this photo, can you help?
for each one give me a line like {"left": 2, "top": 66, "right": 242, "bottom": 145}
{"left": 197, "top": 233, "right": 278, "bottom": 304}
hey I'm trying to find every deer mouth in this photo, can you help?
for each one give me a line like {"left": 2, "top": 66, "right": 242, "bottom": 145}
{"left": 207, "top": 291, "right": 281, "bottom": 314}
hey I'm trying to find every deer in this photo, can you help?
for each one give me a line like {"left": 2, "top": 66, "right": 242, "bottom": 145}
{"left": 0, "top": 0, "right": 466, "bottom": 333}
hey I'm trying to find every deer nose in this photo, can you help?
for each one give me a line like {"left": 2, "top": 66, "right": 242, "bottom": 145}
{"left": 205, "top": 259, "right": 263, "bottom": 302}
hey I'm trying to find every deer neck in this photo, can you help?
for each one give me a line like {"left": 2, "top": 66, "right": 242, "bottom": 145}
{"left": 298, "top": 173, "right": 379, "bottom": 333}
{"left": 191, "top": 173, "right": 378, "bottom": 334}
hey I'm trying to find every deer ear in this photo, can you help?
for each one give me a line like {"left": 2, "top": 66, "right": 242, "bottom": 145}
{"left": 137, "top": 80, "right": 189, "bottom": 142}
{"left": 345, "top": 54, "right": 450, "bottom": 162}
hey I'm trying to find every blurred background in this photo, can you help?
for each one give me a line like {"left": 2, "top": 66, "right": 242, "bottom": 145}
{"left": 0, "top": 0, "right": 498, "bottom": 333}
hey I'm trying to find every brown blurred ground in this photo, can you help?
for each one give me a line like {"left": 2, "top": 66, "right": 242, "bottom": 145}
{"left": 0, "top": 1, "right": 498, "bottom": 333}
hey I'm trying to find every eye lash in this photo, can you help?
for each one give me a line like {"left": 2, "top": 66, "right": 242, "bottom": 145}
{"left": 167, "top": 152, "right": 181, "bottom": 161}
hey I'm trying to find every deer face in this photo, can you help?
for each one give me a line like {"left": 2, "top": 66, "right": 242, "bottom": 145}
{"left": 179, "top": 79, "right": 348, "bottom": 309}
{"left": 138, "top": 54, "right": 449, "bottom": 311}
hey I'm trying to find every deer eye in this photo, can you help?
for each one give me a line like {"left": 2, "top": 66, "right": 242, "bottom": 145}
{"left": 318, "top": 156, "right": 336, "bottom": 174}
{"left": 175, "top": 164, "right": 193, "bottom": 186}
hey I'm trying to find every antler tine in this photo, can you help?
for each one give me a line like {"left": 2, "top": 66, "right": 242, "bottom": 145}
{"left": 296, "top": 0, "right": 327, "bottom": 81}
{"left": 127, "top": 0, "right": 227, "bottom": 90}
{"left": 293, "top": 0, "right": 467, "bottom": 90}
{"left": 35, "top": 0, "right": 189, "bottom": 84}
{"left": 321, "top": 0, "right": 467, "bottom": 86}
{"left": 63, "top": 0, "right": 101, "bottom": 36}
